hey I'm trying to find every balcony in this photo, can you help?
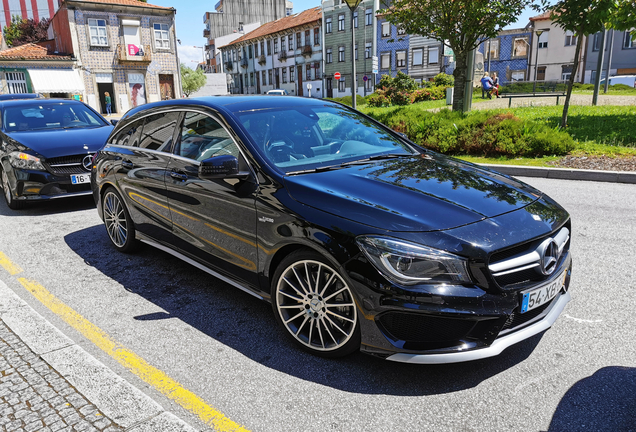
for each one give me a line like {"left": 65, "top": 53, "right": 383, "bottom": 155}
{"left": 240, "top": 57, "right": 248, "bottom": 68}
{"left": 257, "top": 54, "right": 266, "bottom": 65}
{"left": 117, "top": 44, "right": 151, "bottom": 64}
{"left": 224, "top": 61, "right": 233, "bottom": 71}
{"left": 278, "top": 50, "right": 288, "bottom": 62}
{"left": 302, "top": 45, "right": 313, "bottom": 57}
{"left": 204, "top": 29, "right": 210, "bottom": 38}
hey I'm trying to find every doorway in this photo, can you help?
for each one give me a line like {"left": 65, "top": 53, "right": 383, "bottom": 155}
{"left": 297, "top": 65, "right": 303, "bottom": 96}
{"left": 97, "top": 82, "right": 116, "bottom": 115}
{"left": 159, "top": 74, "right": 175, "bottom": 100}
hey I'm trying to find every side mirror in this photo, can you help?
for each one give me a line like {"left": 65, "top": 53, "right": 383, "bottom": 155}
{"left": 199, "top": 155, "right": 249, "bottom": 179}
{"left": 110, "top": 119, "right": 119, "bottom": 126}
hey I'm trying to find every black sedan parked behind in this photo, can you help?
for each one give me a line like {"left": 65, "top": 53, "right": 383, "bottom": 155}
{"left": 0, "top": 98, "right": 113, "bottom": 209}
{"left": 92, "top": 96, "right": 572, "bottom": 363}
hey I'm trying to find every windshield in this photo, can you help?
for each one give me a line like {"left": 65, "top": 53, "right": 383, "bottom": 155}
{"left": 3, "top": 102, "right": 107, "bottom": 132}
{"left": 236, "top": 105, "right": 419, "bottom": 173}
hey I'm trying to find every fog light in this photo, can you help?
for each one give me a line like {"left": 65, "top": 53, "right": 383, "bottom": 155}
{"left": 23, "top": 187, "right": 42, "bottom": 194}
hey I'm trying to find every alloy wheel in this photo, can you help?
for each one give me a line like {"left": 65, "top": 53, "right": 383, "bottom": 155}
{"left": 275, "top": 259, "right": 357, "bottom": 352}
{"left": 103, "top": 191, "right": 128, "bottom": 248}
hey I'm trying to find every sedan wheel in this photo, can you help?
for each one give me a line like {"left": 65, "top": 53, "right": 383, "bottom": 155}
{"left": 102, "top": 188, "right": 138, "bottom": 252}
{"left": 1, "top": 168, "right": 25, "bottom": 210}
{"left": 272, "top": 251, "right": 360, "bottom": 357}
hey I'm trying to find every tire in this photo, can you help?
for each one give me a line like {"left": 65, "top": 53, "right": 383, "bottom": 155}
{"left": 271, "top": 250, "right": 360, "bottom": 357}
{"left": 1, "top": 167, "right": 25, "bottom": 210}
{"left": 102, "top": 187, "right": 138, "bottom": 253}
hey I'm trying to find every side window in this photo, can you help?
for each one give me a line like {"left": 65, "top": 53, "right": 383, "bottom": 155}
{"left": 177, "top": 112, "right": 239, "bottom": 162}
{"left": 138, "top": 112, "right": 180, "bottom": 151}
{"left": 112, "top": 119, "right": 143, "bottom": 147}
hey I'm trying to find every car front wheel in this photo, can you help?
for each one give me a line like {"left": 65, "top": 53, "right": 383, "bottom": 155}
{"left": 1, "top": 167, "right": 25, "bottom": 210}
{"left": 272, "top": 250, "right": 360, "bottom": 357}
{"left": 102, "top": 187, "right": 138, "bottom": 253}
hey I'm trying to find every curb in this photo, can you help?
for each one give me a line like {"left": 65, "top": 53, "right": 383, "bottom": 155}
{"left": 0, "top": 280, "right": 198, "bottom": 432}
{"left": 480, "top": 164, "right": 636, "bottom": 184}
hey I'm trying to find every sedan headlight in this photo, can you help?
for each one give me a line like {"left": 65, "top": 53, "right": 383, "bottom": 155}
{"left": 9, "top": 152, "right": 46, "bottom": 171}
{"left": 356, "top": 236, "right": 472, "bottom": 285}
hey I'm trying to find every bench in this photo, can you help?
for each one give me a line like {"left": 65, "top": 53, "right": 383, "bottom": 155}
{"left": 498, "top": 81, "right": 567, "bottom": 107}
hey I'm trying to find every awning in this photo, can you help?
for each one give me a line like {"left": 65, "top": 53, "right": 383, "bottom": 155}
{"left": 27, "top": 69, "right": 84, "bottom": 93}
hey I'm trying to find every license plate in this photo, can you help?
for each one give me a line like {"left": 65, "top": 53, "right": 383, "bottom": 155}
{"left": 520, "top": 270, "right": 565, "bottom": 313}
{"left": 71, "top": 173, "right": 90, "bottom": 184}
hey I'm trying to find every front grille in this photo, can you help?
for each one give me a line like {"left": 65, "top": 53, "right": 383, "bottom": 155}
{"left": 44, "top": 154, "right": 91, "bottom": 176}
{"left": 378, "top": 312, "right": 476, "bottom": 345}
{"left": 488, "top": 225, "right": 570, "bottom": 290}
{"left": 500, "top": 299, "right": 553, "bottom": 332}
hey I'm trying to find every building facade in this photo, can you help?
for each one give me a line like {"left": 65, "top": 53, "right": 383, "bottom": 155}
{"left": 1, "top": 0, "right": 59, "bottom": 32}
{"left": 48, "top": 0, "right": 181, "bottom": 116}
{"left": 221, "top": 7, "right": 323, "bottom": 97}
{"left": 376, "top": 17, "right": 409, "bottom": 82}
{"left": 528, "top": 12, "right": 586, "bottom": 82}
{"left": 407, "top": 35, "right": 443, "bottom": 83}
{"left": 584, "top": 29, "right": 636, "bottom": 83}
{"left": 478, "top": 28, "right": 531, "bottom": 83}
{"left": 203, "top": 0, "right": 293, "bottom": 72}
{"left": 322, "top": 0, "right": 379, "bottom": 98}
{"left": 0, "top": 42, "right": 83, "bottom": 98}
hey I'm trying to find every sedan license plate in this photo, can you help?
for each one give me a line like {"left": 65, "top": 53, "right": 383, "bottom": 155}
{"left": 520, "top": 271, "right": 565, "bottom": 313}
{"left": 71, "top": 173, "right": 90, "bottom": 184}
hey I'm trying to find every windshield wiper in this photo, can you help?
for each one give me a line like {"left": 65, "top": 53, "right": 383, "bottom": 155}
{"left": 286, "top": 164, "right": 348, "bottom": 175}
{"left": 339, "top": 153, "right": 417, "bottom": 166}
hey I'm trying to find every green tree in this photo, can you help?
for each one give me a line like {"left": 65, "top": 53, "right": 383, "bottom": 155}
{"left": 380, "top": 0, "right": 534, "bottom": 112}
{"left": 2, "top": 15, "right": 50, "bottom": 47}
{"left": 180, "top": 64, "right": 207, "bottom": 97}
{"left": 548, "top": 0, "right": 635, "bottom": 128}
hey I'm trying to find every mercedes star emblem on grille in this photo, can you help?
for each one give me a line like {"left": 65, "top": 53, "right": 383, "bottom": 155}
{"left": 82, "top": 154, "right": 94, "bottom": 171}
{"left": 539, "top": 238, "right": 559, "bottom": 275}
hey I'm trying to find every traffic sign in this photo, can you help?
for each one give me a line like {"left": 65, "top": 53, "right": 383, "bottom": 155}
{"left": 362, "top": 75, "right": 368, "bottom": 82}
{"left": 334, "top": 72, "right": 341, "bottom": 80}
{"left": 307, "top": 84, "right": 312, "bottom": 89}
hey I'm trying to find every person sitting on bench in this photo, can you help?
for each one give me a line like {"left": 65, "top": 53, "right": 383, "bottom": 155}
{"left": 480, "top": 72, "right": 497, "bottom": 99}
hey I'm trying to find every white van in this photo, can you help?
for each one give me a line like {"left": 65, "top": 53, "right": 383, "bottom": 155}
{"left": 600, "top": 75, "right": 636, "bottom": 87}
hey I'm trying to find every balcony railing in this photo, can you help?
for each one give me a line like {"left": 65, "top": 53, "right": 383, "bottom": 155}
{"left": 240, "top": 57, "right": 248, "bottom": 68}
{"left": 225, "top": 61, "right": 233, "bottom": 71}
{"left": 302, "top": 45, "right": 313, "bottom": 57}
{"left": 117, "top": 44, "right": 151, "bottom": 63}
{"left": 257, "top": 54, "right": 266, "bottom": 65}
{"left": 204, "top": 29, "right": 210, "bottom": 37}
{"left": 278, "top": 50, "right": 288, "bottom": 62}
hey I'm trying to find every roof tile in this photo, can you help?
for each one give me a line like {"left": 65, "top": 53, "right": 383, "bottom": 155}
{"left": 0, "top": 43, "right": 73, "bottom": 60}
{"left": 63, "top": 0, "right": 172, "bottom": 10}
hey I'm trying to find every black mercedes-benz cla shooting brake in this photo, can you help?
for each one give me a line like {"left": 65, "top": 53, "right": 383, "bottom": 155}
{"left": 91, "top": 96, "right": 572, "bottom": 363}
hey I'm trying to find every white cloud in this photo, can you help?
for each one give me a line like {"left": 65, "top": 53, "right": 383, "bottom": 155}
{"left": 177, "top": 45, "right": 206, "bottom": 68}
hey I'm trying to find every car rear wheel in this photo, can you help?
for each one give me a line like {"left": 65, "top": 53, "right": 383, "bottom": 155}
{"left": 102, "top": 187, "right": 138, "bottom": 253}
{"left": 272, "top": 250, "right": 360, "bottom": 357}
{"left": 1, "top": 167, "right": 25, "bottom": 210}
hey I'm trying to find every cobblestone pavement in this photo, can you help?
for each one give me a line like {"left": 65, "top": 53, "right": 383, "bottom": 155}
{"left": 0, "top": 319, "right": 122, "bottom": 432}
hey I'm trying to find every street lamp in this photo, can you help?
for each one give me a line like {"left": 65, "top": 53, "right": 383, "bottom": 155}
{"left": 343, "top": 0, "right": 362, "bottom": 109}
{"left": 533, "top": 30, "right": 544, "bottom": 92}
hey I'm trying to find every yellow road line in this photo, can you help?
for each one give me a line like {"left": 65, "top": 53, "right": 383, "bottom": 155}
{"left": 17, "top": 277, "right": 249, "bottom": 432}
{"left": 0, "top": 252, "right": 23, "bottom": 275}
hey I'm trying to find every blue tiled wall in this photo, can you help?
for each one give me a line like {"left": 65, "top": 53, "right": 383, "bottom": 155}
{"left": 376, "top": 18, "right": 409, "bottom": 83}
{"left": 478, "top": 32, "right": 531, "bottom": 82}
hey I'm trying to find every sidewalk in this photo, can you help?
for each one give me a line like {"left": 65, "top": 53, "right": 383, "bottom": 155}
{"left": 0, "top": 281, "right": 197, "bottom": 432}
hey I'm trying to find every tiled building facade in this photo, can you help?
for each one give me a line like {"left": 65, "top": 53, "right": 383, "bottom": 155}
{"left": 49, "top": 0, "right": 181, "bottom": 115}
{"left": 478, "top": 29, "right": 531, "bottom": 83}
{"left": 376, "top": 18, "right": 409, "bottom": 82}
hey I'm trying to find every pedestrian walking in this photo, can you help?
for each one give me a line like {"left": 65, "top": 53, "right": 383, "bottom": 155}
{"left": 104, "top": 92, "right": 112, "bottom": 115}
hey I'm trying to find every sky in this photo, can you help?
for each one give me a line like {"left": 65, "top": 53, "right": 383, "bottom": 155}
{"left": 149, "top": 0, "right": 540, "bottom": 67}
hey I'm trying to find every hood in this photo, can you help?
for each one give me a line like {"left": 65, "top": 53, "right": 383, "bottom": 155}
{"left": 7, "top": 126, "right": 113, "bottom": 159}
{"left": 284, "top": 155, "right": 542, "bottom": 232}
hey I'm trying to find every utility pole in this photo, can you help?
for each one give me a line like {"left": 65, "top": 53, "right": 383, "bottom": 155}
{"left": 604, "top": 30, "right": 615, "bottom": 94}
{"left": 592, "top": 29, "right": 607, "bottom": 106}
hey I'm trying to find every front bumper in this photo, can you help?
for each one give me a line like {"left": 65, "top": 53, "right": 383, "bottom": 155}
{"left": 386, "top": 289, "right": 570, "bottom": 364}
{"left": 7, "top": 168, "right": 92, "bottom": 201}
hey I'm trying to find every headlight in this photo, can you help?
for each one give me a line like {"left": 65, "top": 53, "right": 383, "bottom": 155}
{"left": 9, "top": 152, "right": 46, "bottom": 171}
{"left": 356, "top": 236, "right": 472, "bottom": 285}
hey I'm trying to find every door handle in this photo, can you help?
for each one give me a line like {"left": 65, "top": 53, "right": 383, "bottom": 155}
{"left": 170, "top": 170, "right": 188, "bottom": 181}
{"left": 121, "top": 160, "right": 134, "bottom": 169}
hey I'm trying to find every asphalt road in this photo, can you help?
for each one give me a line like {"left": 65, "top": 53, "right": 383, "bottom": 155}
{"left": 0, "top": 177, "right": 634, "bottom": 432}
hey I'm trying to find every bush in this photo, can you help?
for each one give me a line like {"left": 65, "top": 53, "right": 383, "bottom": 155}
{"left": 433, "top": 73, "right": 454, "bottom": 87}
{"left": 391, "top": 90, "right": 411, "bottom": 106}
{"left": 392, "top": 71, "right": 419, "bottom": 92}
{"left": 360, "top": 105, "right": 575, "bottom": 157}
{"left": 325, "top": 95, "right": 367, "bottom": 107}
{"left": 411, "top": 86, "right": 446, "bottom": 103}
{"left": 366, "top": 90, "right": 391, "bottom": 107}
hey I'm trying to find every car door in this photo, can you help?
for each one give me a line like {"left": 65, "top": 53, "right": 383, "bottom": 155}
{"left": 165, "top": 109, "right": 259, "bottom": 287}
{"left": 111, "top": 111, "right": 181, "bottom": 241}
